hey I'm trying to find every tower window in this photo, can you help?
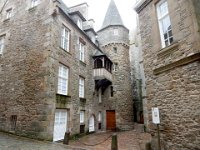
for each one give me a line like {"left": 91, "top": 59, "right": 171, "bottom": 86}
{"left": 113, "top": 62, "right": 118, "bottom": 71}
{"left": 110, "top": 86, "right": 114, "bottom": 97}
{"left": 113, "top": 29, "right": 118, "bottom": 36}
{"left": 113, "top": 47, "right": 117, "bottom": 53}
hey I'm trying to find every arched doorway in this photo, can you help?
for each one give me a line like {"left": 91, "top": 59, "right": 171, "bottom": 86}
{"left": 89, "top": 115, "right": 95, "bottom": 132}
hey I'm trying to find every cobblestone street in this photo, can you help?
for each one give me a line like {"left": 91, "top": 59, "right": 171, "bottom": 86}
{"left": 0, "top": 130, "right": 151, "bottom": 150}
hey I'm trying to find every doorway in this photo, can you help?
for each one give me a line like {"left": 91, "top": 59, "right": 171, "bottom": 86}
{"left": 106, "top": 110, "right": 116, "bottom": 130}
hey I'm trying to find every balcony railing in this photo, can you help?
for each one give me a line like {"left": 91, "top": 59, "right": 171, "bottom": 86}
{"left": 93, "top": 68, "right": 112, "bottom": 82}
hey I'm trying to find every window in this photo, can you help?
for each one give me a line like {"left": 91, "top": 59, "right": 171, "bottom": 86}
{"left": 80, "top": 111, "right": 85, "bottom": 123}
{"left": 79, "top": 77, "right": 85, "bottom": 98}
{"left": 6, "top": 8, "right": 12, "bottom": 19}
{"left": 113, "top": 62, "right": 118, "bottom": 71}
{"left": 79, "top": 42, "right": 85, "bottom": 62}
{"left": 61, "top": 26, "right": 70, "bottom": 51}
{"left": 157, "top": 0, "right": 173, "bottom": 48}
{"left": 77, "top": 19, "right": 83, "bottom": 30}
{"left": 0, "top": 36, "right": 5, "bottom": 55}
{"left": 98, "top": 112, "right": 102, "bottom": 122}
{"left": 113, "top": 47, "right": 117, "bottom": 53}
{"left": 98, "top": 88, "right": 102, "bottom": 103}
{"left": 114, "top": 29, "right": 118, "bottom": 36}
{"left": 110, "top": 86, "right": 114, "bottom": 97}
{"left": 31, "top": 0, "right": 38, "bottom": 8}
{"left": 57, "top": 64, "right": 69, "bottom": 95}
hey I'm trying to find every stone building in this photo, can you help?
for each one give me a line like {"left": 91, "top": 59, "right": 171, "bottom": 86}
{"left": 97, "top": 0, "right": 134, "bottom": 130}
{"left": 135, "top": 0, "right": 200, "bottom": 149}
{"left": 0, "top": 0, "right": 133, "bottom": 141}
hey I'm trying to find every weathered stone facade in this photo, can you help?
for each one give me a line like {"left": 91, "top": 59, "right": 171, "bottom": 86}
{"left": 135, "top": 0, "right": 200, "bottom": 149}
{"left": 97, "top": 0, "right": 134, "bottom": 130}
{"left": 0, "top": 0, "right": 134, "bottom": 141}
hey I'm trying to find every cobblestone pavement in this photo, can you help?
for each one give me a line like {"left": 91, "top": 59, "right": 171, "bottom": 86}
{"left": 0, "top": 132, "right": 85, "bottom": 150}
{"left": 70, "top": 130, "right": 151, "bottom": 150}
{"left": 0, "top": 130, "right": 151, "bottom": 150}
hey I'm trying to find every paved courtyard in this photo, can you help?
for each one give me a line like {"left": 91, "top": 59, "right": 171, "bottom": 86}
{"left": 0, "top": 130, "right": 151, "bottom": 150}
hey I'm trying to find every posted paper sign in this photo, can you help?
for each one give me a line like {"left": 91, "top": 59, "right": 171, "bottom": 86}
{"left": 152, "top": 107, "right": 160, "bottom": 124}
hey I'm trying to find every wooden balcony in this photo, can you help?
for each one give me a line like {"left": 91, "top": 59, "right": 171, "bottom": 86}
{"left": 93, "top": 68, "right": 112, "bottom": 82}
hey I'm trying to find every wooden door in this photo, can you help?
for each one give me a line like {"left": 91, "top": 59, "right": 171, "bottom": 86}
{"left": 106, "top": 110, "right": 116, "bottom": 130}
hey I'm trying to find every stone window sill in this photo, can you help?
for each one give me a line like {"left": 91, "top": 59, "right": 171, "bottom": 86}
{"left": 157, "top": 42, "right": 179, "bottom": 58}
{"left": 3, "top": 18, "right": 10, "bottom": 22}
{"left": 79, "top": 60, "right": 86, "bottom": 66}
{"left": 59, "top": 46, "right": 71, "bottom": 55}
{"left": 28, "top": 6, "right": 37, "bottom": 12}
{"left": 80, "top": 98, "right": 86, "bottom": 102}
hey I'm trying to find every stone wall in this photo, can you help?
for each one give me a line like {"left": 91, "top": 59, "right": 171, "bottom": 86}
{"left": 0, "top": 0, "right": 55, "bottom": 140}
{"left": 0, "top": 0, "right": 99, "bottom": 140}
{"left": 97, "top": 26, "right": 134, "bottom": 130}
{"left": 136, "top": 0, "right": 200, "bottom": 149}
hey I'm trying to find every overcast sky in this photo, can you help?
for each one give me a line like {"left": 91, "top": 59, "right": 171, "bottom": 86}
{"left": 63, "top": 0, "right": 137, "bottom": 31}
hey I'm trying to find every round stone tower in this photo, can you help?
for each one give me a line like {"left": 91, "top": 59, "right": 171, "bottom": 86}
{"left": 97, "top": 0, "right": 133, "bottom": 130}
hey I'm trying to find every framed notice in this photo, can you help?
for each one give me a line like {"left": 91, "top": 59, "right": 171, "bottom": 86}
{"left": 152, "top": 107, "right": 160, "bottom": 124}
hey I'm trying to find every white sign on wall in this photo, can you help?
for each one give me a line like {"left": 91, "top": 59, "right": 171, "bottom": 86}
{"left": 152, "top": 107, "right": 160, "bottom": 124}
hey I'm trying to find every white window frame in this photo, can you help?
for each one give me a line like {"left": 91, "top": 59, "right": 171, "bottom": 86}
{"left": 6, "top": 8, "right": 12, "bottom": 19}
{"left": 77, "top": 19, "right": 83, "bottom": 30}
{"left": 61, "top": 26, "right": 70, "bottom": 52}
{"left": 31, "top": 0, "right": 39, "bottom": 8}
{"left": 79, "top": 42, "right": 85, "bottom": 62}
{"left": 98, "top": 112, "right": 102, "bottom": 122}
{"left": 157, "top": 0, "right": 173, "bottom": 48}
{"left": 79, "top": 77, "right": 85, "bottom": 98}
{"left": 80, "top": 111, "right": 85, "bottom": 123}
{"left": 0, "top": 36, "right": 5, "bottom": 55}
{"left": 57, "top": 64, "right": 69, "bottom": 95}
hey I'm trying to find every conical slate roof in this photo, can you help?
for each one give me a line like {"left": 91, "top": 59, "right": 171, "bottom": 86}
{"left": 101, "top": 0, "right": 124, "bottom": 29}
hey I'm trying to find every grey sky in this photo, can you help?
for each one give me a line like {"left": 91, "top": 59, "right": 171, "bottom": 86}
{"left": 63, "top": 0, "right": 137, "bottom": 31}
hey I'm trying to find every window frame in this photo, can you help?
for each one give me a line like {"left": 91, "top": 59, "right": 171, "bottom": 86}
{"left": 57, "top": 64, "right": 69, "bottom": 95}
{"left": 6, "top": 8, "right": 12, "bottom": 19}
{"left": 61, "top": 26, "right": 70, "bottom": 52}
{"left": 98, "top": 112, "right": 102, "bottom": 122}
{"left": 77, "top": 18, "right": 83, "bottom": 30}
{"left": 31, "top": 0, "right": 39, "bottom": 8}
{"left": 156, "top": 0, "right": 173, "bottom": 48}
{"left": 79, "top": 42, "right": 85, "bottom": 62}
{"left": 80, "top": 110, "right": 85, "bottom": 123}
{"left": 79, "top": 77, "right": 85, "bottom": 98}
{"left": 0, "top": 36, "right": 5, "bottom": 55}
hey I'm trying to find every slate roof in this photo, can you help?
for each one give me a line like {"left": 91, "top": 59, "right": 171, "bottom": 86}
{"left": 101, "top": 0, "right": 124, "bottom": 29}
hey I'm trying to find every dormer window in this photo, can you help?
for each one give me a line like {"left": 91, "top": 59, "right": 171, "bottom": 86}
{"left": 77, "top": 19, "right": 83, "bottom": 30}
{"left": 6, "top": 8, "right": 12, "bottom": 19}
{"left": 31, "top": 0, "right": 38, "bottom": 8}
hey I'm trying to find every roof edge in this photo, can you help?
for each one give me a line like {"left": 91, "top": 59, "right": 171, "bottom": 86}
{"left": 97, "top": 25, "right": 129, "bottom": 33}
{"left": 134, "top": 0, "right": 152, "bottom": 13}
